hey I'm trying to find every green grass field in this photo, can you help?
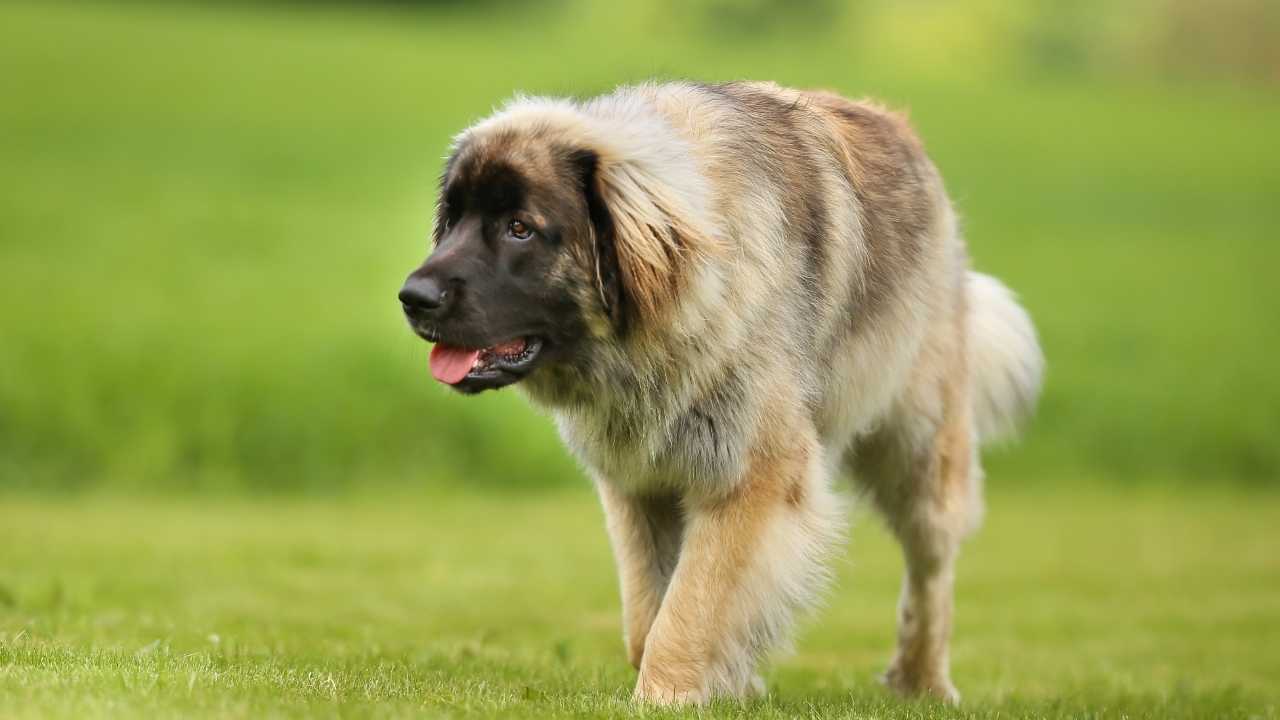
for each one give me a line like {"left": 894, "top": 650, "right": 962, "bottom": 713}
{"left": 3, "top": 488, "right": 1278, "bottom": 719}
{"left": 1, "top": 1, "right": 1278, "bottom": 718}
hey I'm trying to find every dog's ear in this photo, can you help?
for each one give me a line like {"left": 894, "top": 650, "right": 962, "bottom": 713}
{"left": 572, "top": 147, "right": 717, "bottom": 329}
{"left": 572, "top": 149, "right": 626, "bottom": 332}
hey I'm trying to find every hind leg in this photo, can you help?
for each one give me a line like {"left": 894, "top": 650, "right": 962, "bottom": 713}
{"left": 851, "top": 396, "right": 981, "bottom": 703}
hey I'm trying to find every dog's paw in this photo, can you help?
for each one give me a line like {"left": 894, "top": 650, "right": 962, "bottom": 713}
{"left": 631, "top": 674, "right": 764, "bottom": 705}
{"left": 634, "top": 666, "right": 716, "bottom": 707}
{"left": 632, "top": 673, "right": 707, "bottom": 706}
{"left": 881, "top": 665, "right": 960, "bottom": 704}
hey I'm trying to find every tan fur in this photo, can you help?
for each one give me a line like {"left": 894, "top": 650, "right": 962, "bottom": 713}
{"left": 593, "top": 154, "right": 721, "bottom": 322}
{"left": 445, "top": 81, "right": 1044, "bottom": 705}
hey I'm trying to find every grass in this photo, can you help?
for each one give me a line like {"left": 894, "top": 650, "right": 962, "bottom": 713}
{"left": 1, "top": 486, "right": 1277, "bottom": 718}
{"left": 0, "top": 1, "right": 1277, "bottom": 492}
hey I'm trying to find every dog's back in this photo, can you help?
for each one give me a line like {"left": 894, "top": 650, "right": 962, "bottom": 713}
{"left": 604, "top": 81, "right": 1041, "bottom": 453}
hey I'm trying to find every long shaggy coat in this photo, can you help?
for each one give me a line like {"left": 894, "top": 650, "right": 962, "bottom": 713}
{"left": 423, "top": 81, "right": 1043, "bottom": 705}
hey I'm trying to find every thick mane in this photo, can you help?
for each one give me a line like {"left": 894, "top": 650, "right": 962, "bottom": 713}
{"left": 457, "top": 89, "right": 723, "bottom": 325}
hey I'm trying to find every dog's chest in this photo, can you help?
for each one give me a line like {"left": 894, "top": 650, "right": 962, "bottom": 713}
{"left": 554, "top": 404, "right": 750, "bottom": 495}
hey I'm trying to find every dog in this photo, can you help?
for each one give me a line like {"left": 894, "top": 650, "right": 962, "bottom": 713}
{"left": 399, "top": 81, "right": 1043, "bottom": 705}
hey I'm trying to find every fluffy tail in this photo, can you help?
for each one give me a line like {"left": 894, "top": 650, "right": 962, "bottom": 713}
{"left": 967, "top": 272, "right": 1044, "bottom": 443}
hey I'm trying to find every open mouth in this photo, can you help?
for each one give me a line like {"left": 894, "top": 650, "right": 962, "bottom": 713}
{"left": 428, "top": 336, "right": 544, "bottom": 393}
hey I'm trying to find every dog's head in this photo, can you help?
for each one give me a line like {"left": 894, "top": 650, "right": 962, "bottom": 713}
{"left": 400, "top": 100, "right": 716, "bottom": 395}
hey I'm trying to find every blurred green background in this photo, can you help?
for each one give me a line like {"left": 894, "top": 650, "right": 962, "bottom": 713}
{"left": 1, "top": 0, "right": 1277, "bottom": 494}
{"left": 2, "top": 3, "right": 1278, "bottom": 718}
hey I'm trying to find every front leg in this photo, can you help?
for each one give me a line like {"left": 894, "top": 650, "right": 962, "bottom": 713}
{"left": 634, "top": 427, "right": 844, "bottom": 704}
{"left": 595, "top": 480, "right": 684, "bottom": 669}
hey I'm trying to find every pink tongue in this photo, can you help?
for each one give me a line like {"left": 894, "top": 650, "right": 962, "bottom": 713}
{"left": 429, "top": 344, "right": 481, "bottom": 385}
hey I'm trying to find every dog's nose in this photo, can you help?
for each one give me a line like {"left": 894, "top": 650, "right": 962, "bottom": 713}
{"left": 399, "top": 274, "right": 448, "bottom": 314}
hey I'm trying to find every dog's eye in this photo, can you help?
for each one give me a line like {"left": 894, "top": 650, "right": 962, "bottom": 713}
{"left": 508, "top": 219, "right": 533, "bottom": 241}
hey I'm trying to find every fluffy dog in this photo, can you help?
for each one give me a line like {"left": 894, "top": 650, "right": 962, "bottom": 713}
{"left": 399, "top": 81, "right": 1043, "bottom": 705}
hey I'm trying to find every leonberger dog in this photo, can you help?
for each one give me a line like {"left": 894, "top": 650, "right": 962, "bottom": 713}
{"left": 399, "top": 81, "right": 1043, "bottom": 705}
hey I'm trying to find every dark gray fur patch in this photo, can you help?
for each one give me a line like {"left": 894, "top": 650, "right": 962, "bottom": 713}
{"left": 665, "top": 365, "right": 752, "bottom": 479}
{"left": 828, "top": 103, "right": 934, "bottom": 326}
